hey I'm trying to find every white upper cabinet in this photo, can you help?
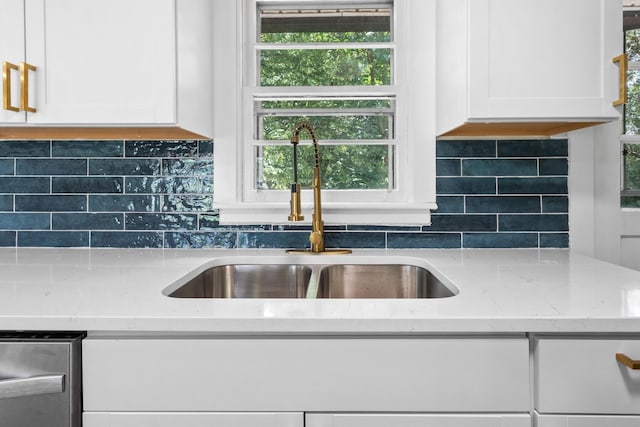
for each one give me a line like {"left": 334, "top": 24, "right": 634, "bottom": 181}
{"left": 437, "top": 0, "right": 623, "bottom": 137}
{"left": 26, "top": 0, "right": 176, "bottom": 125}
{"left": 0, "top": 0, "right": 213, "bottom": 137}
{"left": 0, "top": 0, "right": 25, "bottom": 123}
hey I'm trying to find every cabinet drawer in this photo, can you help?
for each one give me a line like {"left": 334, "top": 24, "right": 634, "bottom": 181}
{"left": 83, "top": 336, "right": 529, "bottom": 413}
{"left": 537, "top": 414, "right": 640, "bottom": 427}
{"left": 84, "top": 412, "right": 303, "bottom": 427}
{"left": 307, "top": 413, "right": 531, "bottom": 427}
{"left": 535, "top": 337, "right": 640, "bottom": 414}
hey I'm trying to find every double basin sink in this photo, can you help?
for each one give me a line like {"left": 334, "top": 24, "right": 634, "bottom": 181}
{"left": 165, "top": 261, "right": 458, "bottom": 299}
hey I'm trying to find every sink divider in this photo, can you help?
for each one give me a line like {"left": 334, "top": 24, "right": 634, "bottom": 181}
{"left": 305, "top": 266, "right": 323, "bottom": 299}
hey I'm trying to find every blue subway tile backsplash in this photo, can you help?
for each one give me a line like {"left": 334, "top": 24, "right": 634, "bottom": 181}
{"left": 0, "top": 140, "right": 50, "bottom": 157}
{"left": 0, "top": 138, "right": 569, "bottom": 248}
{"left": 0, "top": 195, "right": 13, "bottom": 211}
{"left": 0, "top": 159, "right": 14, "bottom": 175}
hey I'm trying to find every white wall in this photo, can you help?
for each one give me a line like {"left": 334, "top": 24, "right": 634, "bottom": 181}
{"left": 569, "top": 120, "right": 640, "bottom": 271}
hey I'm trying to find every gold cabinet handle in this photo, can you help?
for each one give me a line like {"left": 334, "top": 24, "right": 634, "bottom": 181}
{"left": 19, "top": 62, "right": 36, "bottom": 113}
{"left": 2, "top": 61, "right": 20, "bottom": 112}
{"left": 613, "top": 54, "right": 628, "bottom": 107}
{"left": 616, "top": 353, "right": 640, "bottom": 370}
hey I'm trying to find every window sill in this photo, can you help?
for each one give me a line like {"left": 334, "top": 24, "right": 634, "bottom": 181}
{"left": 218, "top": 202, "right": 435, "bottom": 226}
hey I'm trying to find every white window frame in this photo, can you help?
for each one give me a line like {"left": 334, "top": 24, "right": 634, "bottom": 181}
{"left": 212, "top": 0, "right": 436, "bottom": 225}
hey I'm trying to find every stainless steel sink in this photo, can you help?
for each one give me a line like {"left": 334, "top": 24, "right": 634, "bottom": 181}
{"left": 315, "top": 264, "right": 457, "bottom": 298}
{"left": 166, "top": 262, "right": 457, "bottom": 299}
{"left": 167, "top": 264, "right": 312, "bottom": 298}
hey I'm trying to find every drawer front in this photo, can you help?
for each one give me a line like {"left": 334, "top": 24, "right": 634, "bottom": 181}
{"left": 83, "top": 336, "right": 529, "bottom": 413}
{"left": 83, "top": 412, "right": 303, "bottom": 427}
{"left": 537, "top": 414, "right": 640, "bottom": 427}
{"left": 535, "top": 337, "right": 640, "bottom": 414}
{"left": 307, "top": 413, "right": 531, "bottom": 427}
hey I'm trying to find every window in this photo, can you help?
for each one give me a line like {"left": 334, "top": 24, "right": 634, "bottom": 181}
{"left": 213, "top": 0, "right": 436, "bottom": 224}
{"left": 623, "top": 5, "right": 640, "bottom": 207}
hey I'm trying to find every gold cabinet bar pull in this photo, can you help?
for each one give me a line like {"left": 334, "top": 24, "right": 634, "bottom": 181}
{"left": 616, "top": 353, "right": 640, "bottom": 370}
{"left": 19, "top": 62, "right": 36, "bottom": 113}
{"left": 2, "top": 61, "right": 20, "bottom": 112}
{"left": 613, "top": 54, "right": 628, "bottom": 107}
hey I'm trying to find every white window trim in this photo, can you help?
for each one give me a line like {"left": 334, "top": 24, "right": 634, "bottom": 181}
{"left": 212, "top": 0, "right": 436, "bottom": 225}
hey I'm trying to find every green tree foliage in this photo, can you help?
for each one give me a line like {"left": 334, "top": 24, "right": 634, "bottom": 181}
{"left": 258, "top": 30, "right": 393, "bottom": 190}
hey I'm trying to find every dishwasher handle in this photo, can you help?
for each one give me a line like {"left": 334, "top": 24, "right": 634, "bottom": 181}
{"left": 0, "top": 374, "right": 65, "bottom": 399}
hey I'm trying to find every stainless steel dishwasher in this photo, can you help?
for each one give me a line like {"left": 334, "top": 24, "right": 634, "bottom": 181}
{"left": 0, "top": 332, "right": 83, "bottom": 427}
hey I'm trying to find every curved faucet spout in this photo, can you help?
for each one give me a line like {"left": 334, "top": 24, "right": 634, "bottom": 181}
{"left": 286, "top": 121, "right": 351, "bottom": 255}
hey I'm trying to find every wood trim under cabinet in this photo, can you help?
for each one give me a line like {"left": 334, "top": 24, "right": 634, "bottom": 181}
{"left": 0, "top": 126, "right": 210, "bottom": 140}
{"left": 439, "top": 121, "right": 605, "bottom": 138}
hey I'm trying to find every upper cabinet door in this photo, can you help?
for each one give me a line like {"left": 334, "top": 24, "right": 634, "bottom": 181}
{"left": 437, "top": 0, "right": 622, "bottom": 137}
{"left": 0, "top": 0, "right": 26, "bottom": 123}
{"left": 23, "top": 0, "right": 176, "bottom": 125}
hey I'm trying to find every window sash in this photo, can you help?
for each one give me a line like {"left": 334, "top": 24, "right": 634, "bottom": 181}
{"left": 244, "top": 0, "right": 402, "bottom": 203}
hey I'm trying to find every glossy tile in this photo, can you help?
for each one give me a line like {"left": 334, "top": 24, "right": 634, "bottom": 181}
{"left": 462, "top": 159, "right": 537, "bottom": 177}
{"left": 0, "top": 159, "right": 14, "bottom": 175}
{"left": 427, "top": 214, "right": 497, "bottom": 232}
{"left": 434, "top": 196, "right": 465, "bottom": 214}
{"left": 498, "top": 177, "right": 567, "bottom": 194}
{"left": 498, "top": 139, "right": 568, "bottom": 157}
{"left": 436, "top": 159, "right": 461, "bottom": 176}
{"left": 237, "top": 231, "right": 310, "bottom": 249}
{"left": 165, "top": 232, "right": 237, "bottom": 249}
{"left": 89, "top": 195, "right": 161, "bottom": 212}
{"left": 16, "top": 195, "right": 87, "bottom": 212}
{"left": 436, "top": 140, "right": 496, "bottom": 158}
{"left": 0, "top": 195, "right": 13, "bottom": 211}
{"left": 540, "top": 233, "right": 570, "bottom": 248}
{"left": 0, "top": 177, "right": 50, "bottom": 194}
{"left": 90, "top": 231, "right": 164, "bottom": 248}
{"left": 161, "top": 195, "right": 214, "bottom": 212}
{"left": 125, "top": 213, "right": 198, "bottom": 231}
{"left": 125, "top": 176, "right": 213, "bottom": 194}
{"left": 466, "top": 196, "right": 541, "bottom": 213}
{"left": 17, "top": 159, "right": 87, "bottom": 175}
{"left": 499, "top": 214, "right": 569, "bottom": 232}
{"left": 463, "top": 232, "right": 539, "bottom": 248}
{"left": 162, "top": 158, "right": 214, "bottom": 176}
{"left": 347, "top": 224, "right": 421, "bottom": 232}
{"left": 539, "top": 158, "right": 569, "bottom": 176}
{"left": 542, "top": 196, "right": 569, "bottom": 213}
{"left": 52, "top": 213, "right": 124, "bottom": 230}
{"left": 89, "top": 159, "right": 161, "bottom": 176}
{"left": 324, "top": 231, "right": 386, "bottom": 248}
{"left": 53, "top": 177, "right": 123, "bottom": 194}
{"left": 0, "top": 140, "right": 50, "bottom": 157}
{"left": 0, "top": 213, "right": 50, "bottom": 230}
{"left": 52, "top": 140, "right": 123, "bottom": 157}
{"left": 0, "top": 231, "right": 15, "bottom": 246}
{"left": 387, "top": 232, "right": 461, "bottom": 249}
{"left": 125, "top": 140, "right": 198, "bottom": 157}
{"left": 199, "top": 140, "right": 214, "bottom": 157}
{"left": 0, "top": 137, "right": 572, "bottom": 249}
{"left": 18, "top": 231, "right": 89, "bottom": 247}
{"left": 436, "top": 177, "right": 496, "bottom": 194}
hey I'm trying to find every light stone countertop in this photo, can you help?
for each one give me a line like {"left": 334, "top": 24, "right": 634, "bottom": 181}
{"left": 1, "top": 248, "right": 639, "bottom": 335}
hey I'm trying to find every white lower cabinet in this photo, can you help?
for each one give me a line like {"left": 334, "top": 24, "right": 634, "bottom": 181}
{"left": 535, "top": 336, "right": 640, "bottom": 426}
{"left": 537, "top": 415, "right": 640, "bottom": 427}
{"left": 306, "top": 413, "right": 531, "bottom": 427}
{"left": 83, "top": 412, "right": 303, "bottom": 427}
{"left": 82, "top": 336, "right": 531, "bottom": 426}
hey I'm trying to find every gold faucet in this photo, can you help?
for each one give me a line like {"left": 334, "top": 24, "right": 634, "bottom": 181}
{"left": 286, "top": 121, "right": 351, "bottom": 255}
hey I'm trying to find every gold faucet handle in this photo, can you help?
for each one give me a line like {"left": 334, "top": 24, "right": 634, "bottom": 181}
{"left": 310, "top": 231, "right": 322, "bottom": 245}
